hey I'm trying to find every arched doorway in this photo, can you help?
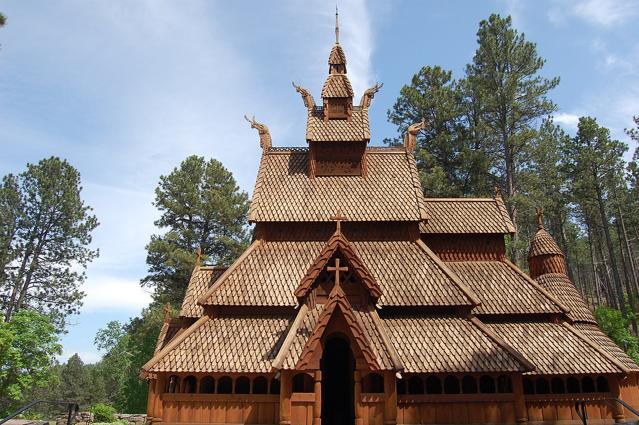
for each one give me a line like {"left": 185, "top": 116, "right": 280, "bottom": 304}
{"left": 321, "top": 335, "right": 355, "bottom": 425}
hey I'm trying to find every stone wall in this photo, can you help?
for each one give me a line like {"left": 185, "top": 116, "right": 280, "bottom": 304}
{"left": 56, "top": 412, "right": 146, "bottom": 425}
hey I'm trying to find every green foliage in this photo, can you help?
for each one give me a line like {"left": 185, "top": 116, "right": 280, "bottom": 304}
{"left": 0, "top": 310, "right": 61, "bottom": 415}
{"left": 0, "top": 157, "right": 99, "bottom": 331}
{"left": 595, "top": 306, "right": 639, "bottom": 363}
{"left": 0, "top": 12, "right": 5, "bottom": 27}
{"left": 91, "top": 403, "right": 116, "bottom": 423}
{"left": 142, "top": 155, "right": 249, "bottom": 305}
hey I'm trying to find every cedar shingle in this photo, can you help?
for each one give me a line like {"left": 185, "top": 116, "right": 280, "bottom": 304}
{"left": 249, "top": 149, "right": 427, "bottom": 222}
{"left": 321, "top": 74, "right": 354, "bottom": 98}
{"left": 382, "top": 316, "right": 526, "bottom": 373}
{"left": 490, "top": 322, "right": 623, "bottom": 375}
{"left": 536, "top": 273, "right": 595, "bottom": 323}
{"left": 306, "top": 108, "right": 370, "bottom": 141}
{"left": 179, "top": 267, "right": 225, "bottom": 318}
{"left": 420, "top": 198, "right": 515, "bottom": 234}
{"left": 529, "top": 228, "right": 564, "bottom": 258}
{"left": 446, "top": 261, "right": 563, "bottom": 315}
{"left": 573, "top": 323, "right": 639, "bottom": 371}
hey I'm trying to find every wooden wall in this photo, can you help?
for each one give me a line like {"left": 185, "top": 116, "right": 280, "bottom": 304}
{"left": 397, "top": 394, "right": 515, "bottom": 424}
{"left": 524, "top": 395, "right": 614, "bottom": 424}
{"left": 160, "top": 394, "right": 279, "bottom": 425}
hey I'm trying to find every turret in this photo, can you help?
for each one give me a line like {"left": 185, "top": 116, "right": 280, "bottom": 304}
{"left": 528, "top": 208, "right": 566, "bottom": 279}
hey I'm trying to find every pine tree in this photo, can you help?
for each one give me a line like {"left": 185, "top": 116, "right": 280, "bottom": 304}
{"left": 142, "top": 156, "right": 249, "bottom": 305}
{"left": 466, "top": 14, "right": 560, "bottom": 264}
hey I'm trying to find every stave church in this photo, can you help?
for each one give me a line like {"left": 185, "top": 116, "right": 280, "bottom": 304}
{"left": 141, "top": 14, "right": 639, "bottom": 425}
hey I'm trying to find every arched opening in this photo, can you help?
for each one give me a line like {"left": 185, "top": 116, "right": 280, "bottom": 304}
{"left": 363, "top": 373, "right": 384, "bottom": 393}
{"left": 567, "top": 377, "right": 580, "bottom": 393}
{"left": 217, "top": 376, "right": 233, "bottom": 394}
{"left": 408, "top": 376, "right": 424, "bottom": 394}
{"left": 253, "top": 376, "right": 268, "bottom": 394}
{"left": 270, "top": 378, "right": 281, "bottom": 395}
{"left": 536, "top": 378, "right": 550, "bottom": 394}
{"left": 462, "top": 376, "right": 477, "bottom": 394}
{"left": 425, "top": 376, "right": 442, "bottom": 394}
{"left": 497, "top": 375, "right": 512, "bottom": 393}
{"left": 444, "top": 376, "right": 460, "bottom": 394}
{"left": 183, "top": 375, "right": 197, "bottom": 393}
{"left": 582, "top": 377, "right": 595, "bottom": 393}
{"left": 551, "top": 378, "right": 565, "bottom": 394}
{"left": 200, "top": 376, "right": 215, "bottom": 394}
{"left": 321, "top": 336, "right": 354, "bottom": 425}
{"left": 596, "top": 376, "right": 610, "bottom": 393}
{"left": 479, "top": 375, "right": 495, "bottom": 393}
{"left": 293, "top": 373, "right": 314, "bottom": 392}
{"left": 166, "top": 375, "right": 180, "bottom": 393}
{"left": 235, "top": 376, "right": 250, "bottom": 394}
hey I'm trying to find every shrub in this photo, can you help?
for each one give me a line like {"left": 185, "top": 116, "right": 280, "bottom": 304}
{"left": 91, "top": 403, "right": 116, "bottom": 423}
{"left": 595, "top": 305, "right": 639, "bottom": 363}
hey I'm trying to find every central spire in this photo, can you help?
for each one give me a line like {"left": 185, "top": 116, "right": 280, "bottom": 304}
{"left": 335, "top": 6, "right": 340, "bottom": 44}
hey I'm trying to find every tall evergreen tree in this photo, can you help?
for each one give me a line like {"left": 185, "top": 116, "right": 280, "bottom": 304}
{"left": 142, "top": 156, "right": 249, "bottom": 305}
{"left": 0, "top": 157, "right": 99, "bottom": 330}
{"left": 466, "top": 14, "right": 559, "bottom": 264}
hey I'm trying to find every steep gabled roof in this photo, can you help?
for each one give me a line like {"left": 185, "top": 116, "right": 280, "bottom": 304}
{"left": 306, "top": 107, "right": 370, "bottom": 142}
{"left": 180, "top": 266, "right": 225, "bottom": 318}
{"left": 445, "top": 260, "right": 568, "bottom": 315}
{"left": 295, "top": 285, "right": 380, "bottom": 370}
{"left": 248, "top": 149, "right": 428, "bottom": 222}
{"left": 420, "top": 197, "right": 515, "bottom": 234}
{"left": 294, "top": 230, "right": 382, "bottom": 300}
{"left": 536, "top": 273, "right": 596, "bottom": 324}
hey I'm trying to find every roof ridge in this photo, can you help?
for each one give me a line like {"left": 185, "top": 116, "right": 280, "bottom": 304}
{"left": 197, "top": 240, "right": 263, "bottom": 305}
{"left": 271, "top": 304, "right": 309, "bottom": 370}
{"left": 501, "top": 258, "right": 571, "bottom": 315}
{"left": 405, "top": 152, "right": 429, "bottom": 221}
{"left": 140, "top": 315, "right": 209, "bottom": 377}
{"left": 468, "top": 315, "right": 535, "bottom": 372}
{"left": 493, "top": 195, "right": 516, "bottom": 233}
{"left": 424, "top": 198, "right": 499, "bottom": 202}
{"left": 369, "top": 308, "right": 404, "bottom": 370}
{"left": 248, "top": 153, "right": 270, "bottom": 222}
{"left": 415, "top": 239, "right": 481, "bottom": 306}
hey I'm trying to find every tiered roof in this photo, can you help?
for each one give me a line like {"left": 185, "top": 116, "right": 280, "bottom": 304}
{"left": 143, "top": 19, "right": 638, "bottom": 381}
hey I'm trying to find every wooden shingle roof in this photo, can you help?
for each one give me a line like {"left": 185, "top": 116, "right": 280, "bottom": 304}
{"left": 574, "top": 323, "right": 639, "bottom": 371}
{"left": 528, "top": 228, "right": 564, "bottom": 258}
{"left": 321, "top": 74, "right": 354, "bottom": 98}
{"left": 179, "top": 267, "right": 225, "bottom": 318}
{"left": 248, "top": 149, "right": 428, "bottom": 222}
{"left": 198, "top": 239, "right": 478, "bottom": 308}
{"left": 420, "top": 197, "right": 515, "bottom": 234}
{"left": 382, "top": 316, "right": 531, "bottom": 373}
{"left": 490, "top": 322, "right": 628, "bottom": 375}
{"left": 445, "top": 260, "right": 567, "bottom": 315}
{"left": 536, "top": 273, "right": 596, "bottom": 324}
{"left": 328, "top": 44, "right": 346, "bottom": 65}
{"left": 306, "top": 107, "right": 370, "bottom": 141}
{"left": 143, "top": 315, "right": 291, "bottom": 374}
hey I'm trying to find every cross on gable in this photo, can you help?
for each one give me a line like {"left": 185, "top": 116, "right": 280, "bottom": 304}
{"left": 195, "top": 247, "right": 203, "bottom": 266}
{"left": 330, "top": 209, "right": 348, "bottom": 233}
{"left": 327, "top": 257, "right": 349, "bottom": 288}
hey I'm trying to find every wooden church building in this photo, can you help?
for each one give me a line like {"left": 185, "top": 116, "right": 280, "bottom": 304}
{"left": 142, "top": 16, "right": 639, "bottom": 425}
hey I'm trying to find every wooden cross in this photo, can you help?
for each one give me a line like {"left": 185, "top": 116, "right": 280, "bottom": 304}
{"left": 330, "top": 209, "right": 348, "bottom": 233}
{"left": 327, "top": 258, "right": 348, "bottom": 288}
{"left": 195, "top": 247, "right": 203, "bottom": 266}
{"left": 535, "top": 207, "right": 544, "bottom": 230}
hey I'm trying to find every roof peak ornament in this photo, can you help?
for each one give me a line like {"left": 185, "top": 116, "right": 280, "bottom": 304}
{"left": 330, "top": 209, "right": 348, "bottom": 233}
{"left": 195, "top": 246, "right": 204, "bottom": 267}
{"left": 494, "top": 185, "right": 503, "bottom": 199}
{"left": 292, "top": 82, "right": 316, "bottom": 109}
{"left": 335, "top": 5, "right": 340, "bottom": 44}
{"left": 244, "top": 115, "right": 272, "bottom": 152}
{"left": 535, "top": 207, "right": 545, "bottom": 230}
{"left": 404, "top": 118, "right": 425, "bottom": 151}
{"left": 360, "top": 82, "right": 383, "bottom": 108}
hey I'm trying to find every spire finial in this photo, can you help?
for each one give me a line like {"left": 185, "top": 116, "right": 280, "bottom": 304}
{"left": 535, "top": 207, "right": 544, "bottom": 230}
{"left": 335, "top": 5, "right": 340, "bottom": 44}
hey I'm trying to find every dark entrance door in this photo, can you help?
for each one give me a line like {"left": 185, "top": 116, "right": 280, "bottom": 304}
{"left": 321, "top": 336, "right": 355, "bottom": 425}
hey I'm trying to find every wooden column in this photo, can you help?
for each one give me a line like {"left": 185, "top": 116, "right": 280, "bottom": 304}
{"left": 354, "top": 371, "right": 363, "bottom": 425}
{"left": 610, "top": 376, "right": 626, "bottom": 423}
{"left": 314, "top": 370, "right": 322, "bottom": 425}
{"left": 384, "top": 371, "right": 398, "bottom": 425}
{"left": 512, "top": 374, "right": 528, "bottom": 425}
{"left": 280, "top": 371, "right": 292, "bottom": 425}
{"left": 146, "top": 379, "right": 156, "bottom": 422}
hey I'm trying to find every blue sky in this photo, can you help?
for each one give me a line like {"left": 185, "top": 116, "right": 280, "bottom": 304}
{"left": 1, "top": 0, "right": 638, "bottom": 363}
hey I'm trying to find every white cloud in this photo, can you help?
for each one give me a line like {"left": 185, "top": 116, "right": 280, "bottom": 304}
{"left": 549, "top": 0, "right": 638, "bottom": 27}
{"left": 553, "top": 112, "right": 580, "bottom": 130}
{"left": 82, "top": 274, "right": 152, "bottom": 312}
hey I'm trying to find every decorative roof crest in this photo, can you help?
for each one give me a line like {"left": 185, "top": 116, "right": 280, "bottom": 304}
{"left": 292, "top": 82, "right": 316, "bottom": 109}
{"left": 244, "top": 115, "right": 272, "bottom": 152}
{"left": 404, "top": 118, "right": 425, "bottom": 151}
{"left": 535, "top": 207, "right": 545, "bottom": 230}
{"left": 360, "top": 82, "right": 383, "bottom": 108}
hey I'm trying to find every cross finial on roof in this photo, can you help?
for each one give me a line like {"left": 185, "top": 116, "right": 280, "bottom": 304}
{"left": 335, "top": 5, "right": 340, "bottom": 44}
{"left": 330, "top": 209, "right": 348, "bottom": 233}
{"left": 494, "top": 185, "right": 503, "bottom": 198}
{"left": 195, "top": 247, "right": 203, "bottom": 267}
{"left": 163, "top": 303, "right": 172, "bottom": 322}
{"left": 327, "top": 257, "right": 348, "bottom": 288}
{"left": 535, "top": 207, "right": 545, "bottom": 230}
